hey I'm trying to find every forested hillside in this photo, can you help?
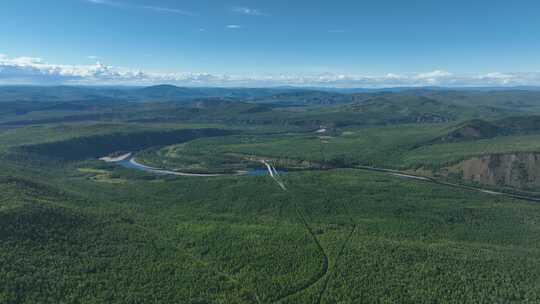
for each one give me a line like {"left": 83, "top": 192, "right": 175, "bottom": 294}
{"left": 1, "top": 86, "right": 540, "bottom": 303}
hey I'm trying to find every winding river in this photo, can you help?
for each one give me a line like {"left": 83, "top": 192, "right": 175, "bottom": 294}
{"left": 100, "top": 153, "right": 540, "bottom": 203}
{"left": 101, "top": 152, "right": 285, "bottom": 177}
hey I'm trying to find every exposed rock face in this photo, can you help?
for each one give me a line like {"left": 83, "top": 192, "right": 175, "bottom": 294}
{"left": 460, "top": 153, "right": 540, "bottom": 189}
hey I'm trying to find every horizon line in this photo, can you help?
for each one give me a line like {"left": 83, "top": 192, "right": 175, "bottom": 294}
{"left": 1, "top": 84, "right": 539, "bottom": 90}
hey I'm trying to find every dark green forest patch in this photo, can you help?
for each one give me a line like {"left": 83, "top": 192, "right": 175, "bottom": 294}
{"left": 18, "top": 128, "right": 235, "bottom": 161}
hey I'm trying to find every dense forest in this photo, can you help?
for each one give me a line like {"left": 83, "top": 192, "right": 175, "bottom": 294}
{"left": 2, "top": 86, "right": 540, "bottom": 303}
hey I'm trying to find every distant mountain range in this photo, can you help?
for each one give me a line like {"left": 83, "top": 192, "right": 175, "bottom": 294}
{"left": 0, "top": 85, "right": 306, "bottom": 103}
{"left": 3, "top": 84, "right": 540, "bottom": 131}
{"left": 1, "top": 84, "right": 540, "bottom": 103}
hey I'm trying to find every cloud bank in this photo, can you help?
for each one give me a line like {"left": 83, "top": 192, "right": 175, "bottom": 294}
{"left": 1, "top": 54, "right": 539, "bottom": 88}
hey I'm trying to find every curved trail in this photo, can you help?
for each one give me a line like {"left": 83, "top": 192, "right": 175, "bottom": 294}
{"left": 315, "top": 196, "right": 358, "bottom": 304}
{"left": 267, "top": 200, "right": 330, "bottom": 304}
{"left": 262, "top": 161, "right": 330, "bottom": 304}
{"left": 315, "top": 224, "right": 356, "bottom": 304}
{"left": 278, "top": 165, "right": 540, "bottom": 302}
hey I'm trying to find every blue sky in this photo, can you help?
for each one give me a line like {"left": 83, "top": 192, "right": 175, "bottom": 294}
{"left": 1, "top": 0, "right": 540, "bottom": 87}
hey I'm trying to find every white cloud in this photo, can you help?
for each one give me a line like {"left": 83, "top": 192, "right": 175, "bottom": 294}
{"left": 475, "top": 72, "right": 516, "bottom": 85}
{"left": 84, "top": 0, "right": 123, "bottom": 7}
{"left": 1, "top": 54, "right": 540, "bottom": 87}
{"left": 226, "top": 24, "right": 242, "bottom": 29}
{"left": 414, "top": 70, "right": 453, "bottom": 85}
{"left": 419, "top": 70, "right": 452, "bottom": 78}
{"left": 137, "top": 5, "right": 196, "bottom": 16}
{"left": 87, "top": 55, "right": 100, "bottom": 60}
{"left": 232, "top": 7, "right": 265, "bottom": 16}
{"left": 84, "top": 0, "right": 195, "bottom": 15}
